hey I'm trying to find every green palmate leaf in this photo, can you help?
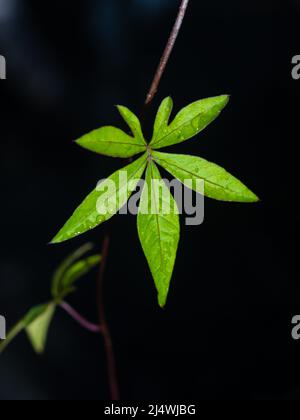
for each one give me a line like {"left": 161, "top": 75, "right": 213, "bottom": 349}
{"left": 137, "top": 161, "right": 180, "bottom": 308}
{"left": 0, "top": 304, "right": 52, "bottom": 354}
{"left": 76, "top": 126, "right": 146, "bottom": 158}
{"left": 49, "top": 96, "right": 258, "bottom": 308}
{"left": 52, "top": 254, "right": 101, "bottom": 301}
{"left": 153, "top": 151, "right": 259, "bottom": 203}
{"left": 26, "top": 303, "right": 56, "bottom": 354}
{"left": 117, "top": 105, "right": 146, "bottom": 145}
{"left": 51, "top": 154, "right": 148, "bottom": 244}
{"left": 152, "top": 97, "right": 173, "bottom": 143}
{"left": 150, "top": 95, "right": 229, "bottom": 150}
{"left": 51, "top": 243, "right": 95, "bottom": 298}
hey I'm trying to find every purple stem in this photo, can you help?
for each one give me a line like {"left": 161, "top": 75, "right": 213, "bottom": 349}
{"left": 60, "top": 301, "right": 102, "bottom": 334}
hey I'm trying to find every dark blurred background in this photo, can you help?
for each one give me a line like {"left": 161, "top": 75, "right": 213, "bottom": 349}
{"left": 0, "top": 0, "right": 300, "bottom": 400}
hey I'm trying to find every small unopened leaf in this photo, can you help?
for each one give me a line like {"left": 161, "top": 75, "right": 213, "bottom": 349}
{"left": 153, "top": 151, "right": 259, "bottom": 203}
{"left": 52, "top": 254, "right": 101, "bottom": 300}
{"left": 152, "top": 97, "right": 173, "bottom": 143}
{"left": 0, "top": 304, "right": 51, "bottom": 354}
{"left": 150, "top": 95, "right": 229, "bottom": 149}
{"left": 26, "top": 304, "right": 56, "bottom": 354}
{"left": 137, "top": 162, "right": 180, "bottom": 308}
{"left": 76, "top": 126, "right": 146, "bottom": 158}
{"left": 51, "top": 243, "right": 94, "bottom": 298}
{"left": 117, "top": 105, "right": 146, "bottom": 145}
{"left": 51, "top": 154, "right": 147, "bottom": 244}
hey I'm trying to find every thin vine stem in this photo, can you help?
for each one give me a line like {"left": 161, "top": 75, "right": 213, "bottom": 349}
{"left": 95, "top": 0, "right": 191, "bottom": 401}
{"left": 60, "top": 301, "right": 101, "bottom": 334}
{"left": 96, "top": 233, "right": 120, "bottom": 401}
{"left": 144, "top": 0, "right": 190, "bottom": 108}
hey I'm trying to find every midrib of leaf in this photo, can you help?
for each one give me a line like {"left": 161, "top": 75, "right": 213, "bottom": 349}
{"left": 151, "top": 111, "right": 205, "bottom": 148}
{"left": 94, "top": 141, "right": 146, "bottom": 148}
{"left": 153, "top": 116, "right": 169, "bottom": 144}
{"left": 154, "top": 155, "right": 246, "bottom": 196}
{"left": 149, "top": 162, "right": 164, "bottom": 274}
{"left": 153, "top": 121, "right": 164, "bottom": 144}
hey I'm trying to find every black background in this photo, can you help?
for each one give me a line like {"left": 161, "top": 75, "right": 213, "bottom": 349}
{"left": 0, "top": 0, "right": 300, "bottom": 400}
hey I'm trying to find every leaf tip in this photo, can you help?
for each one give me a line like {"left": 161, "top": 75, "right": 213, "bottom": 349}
{"left": 252, "top": 192, "right": 260, "bottom": 202}
{"left": 116, "top": 104, "right": 124, "bottom": 112}
{"left": 164, "top": 96, "right": 173, "bottom": 103}
{"left": 50, "top": 226, "right": 80, "bottom": 245}
{"left": 220, "top": 94, "right": 230, "bottom": 105}
{"left": 49, "top": 233, "right": 65, "bottom": 245}
{"left": 243, "top": 188, "right": 260, "bottom": 203}
{"left": 158, "top": 292, "right": 168, "bottom": 309}
{"left": 249, "top": 193, "right": 260, "bottom": 203}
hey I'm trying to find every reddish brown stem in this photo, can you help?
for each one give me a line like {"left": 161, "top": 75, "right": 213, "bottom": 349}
{"left": 60, "top": 301, "right": 101, "bottom": 334}
{"left": 97, "top": 234, "right": 120, "bottom": 401}
{"left": 144, "top": 0, "right": 190, "bottom": 108}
